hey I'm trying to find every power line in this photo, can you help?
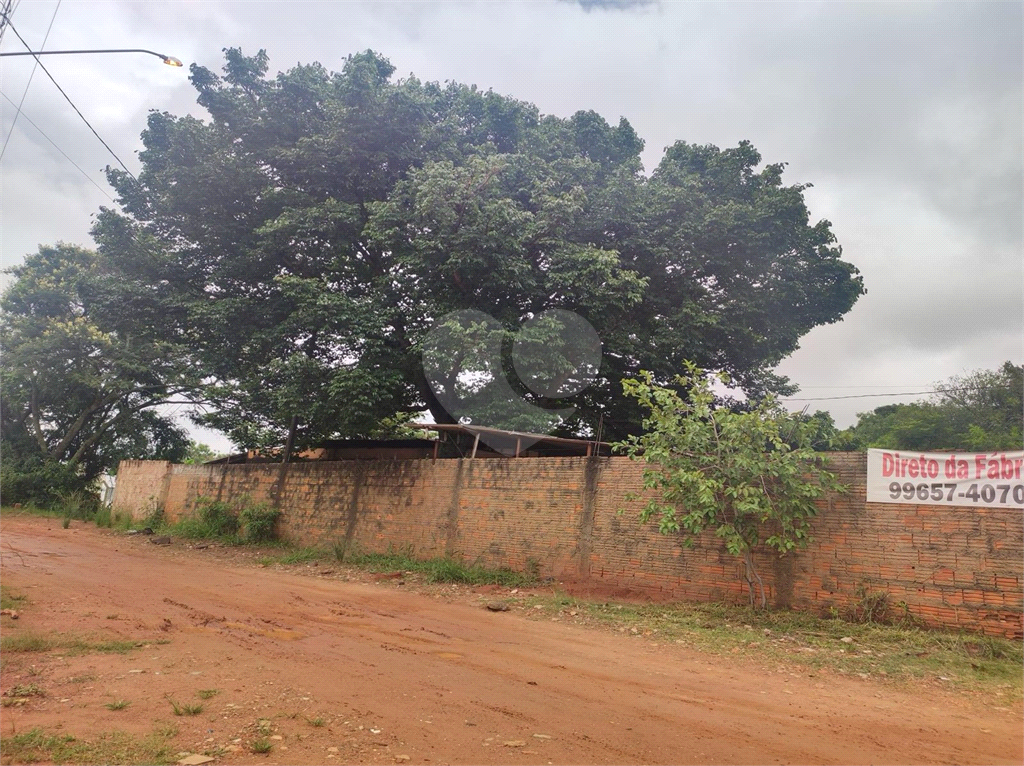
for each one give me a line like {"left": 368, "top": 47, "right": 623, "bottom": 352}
{"left": 1, "top": 0, "right": 61, "bottom": 162}
{"left": 0, "top": 0, "right": 13, "bottom": 45}
{"left": 782, "top": 383, "right": 1015, "bottom": 402}
{"left": 782, "top": 391, "right": 936, "bottom": 402}
{"left": 1, "top": 12, "right": 136, "bottom": 179}
{"left": 0, "top": 90, "right": 115, "bottom": 201}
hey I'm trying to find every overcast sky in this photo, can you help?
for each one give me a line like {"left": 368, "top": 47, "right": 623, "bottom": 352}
{"left": 1, "top": 0, "right": 1021, "bottom": 450}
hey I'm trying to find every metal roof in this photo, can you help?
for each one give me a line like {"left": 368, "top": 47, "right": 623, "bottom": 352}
{"left": 417, "top": 423, "right": 612, "bottom": 457}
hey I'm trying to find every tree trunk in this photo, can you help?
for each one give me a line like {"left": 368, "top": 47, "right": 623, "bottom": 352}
{"left": 742, "top": 548, "right": 767, "bottom": 609}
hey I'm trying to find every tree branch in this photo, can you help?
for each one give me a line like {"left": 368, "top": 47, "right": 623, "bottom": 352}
{"left": 29, "top": 380, "right": 50, "bottom": 453}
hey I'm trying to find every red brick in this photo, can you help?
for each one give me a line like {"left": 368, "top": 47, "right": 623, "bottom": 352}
{"left": 112, "top": 453, "right": 1024, "bottom": 638}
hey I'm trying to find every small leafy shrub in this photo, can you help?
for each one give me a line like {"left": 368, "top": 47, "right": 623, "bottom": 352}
{"left": 175, "top": 497, "right": 238, "bottom": 539}
{"left": 55, "top": 489, "right": 100, "bottom": 520}
{"left": 240, "top": 504, "right": 280, "bottom": 543}
{"left": 141, "top": 502, "right": 165, "bottom": 530}
{"left": 196, "top": 498, "right": 238, "bottom": 536}
{"left": 110, "top": 511, "right": 134, "bottom": 531}
{"left": 620, "top": 363, "right": 846, "bottom": 608}
{"left": 0, "top": 454, "right": 92, "bottom": 508}
{"left": 332, "top": 541, "right": 349, "bottom": 562}
{"left": 853, "top": 582, "right": 890, "bottom": 624}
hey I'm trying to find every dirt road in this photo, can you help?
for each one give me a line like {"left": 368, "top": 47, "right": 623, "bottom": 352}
{"left": 1, "top": 515, "right": 1020, "bottom": 765}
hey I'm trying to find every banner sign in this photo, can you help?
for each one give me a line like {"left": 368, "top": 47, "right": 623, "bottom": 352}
{"left": 866, "top": 449, "right": 1024, "bottom": 509}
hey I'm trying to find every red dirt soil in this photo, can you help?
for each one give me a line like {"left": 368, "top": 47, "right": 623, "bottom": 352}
{"left": 1, "top": 514, "right": 1021, "bottom": 765}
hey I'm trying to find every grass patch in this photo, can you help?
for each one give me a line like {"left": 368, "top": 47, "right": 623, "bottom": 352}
{"left": 92, "top": 508, "right": 135, "bottom": 531}
{"left": 171, "top": 498, "right": 238, "bottom": 540}
{"left": 197, "top": 689, "right": 219, "bottom": 700}
{"left": 249, "top": 738, "right": 273, "bottom": 754}
{"left": 0, "top": 633, "right": 57, "bottom": 653}
{"left": 526, "top": 595, "right": 1023, "bottom": 697}
{"left": 6, "top": 683, "right": 44, "bottom": 697}
{"left": 105, "top": 700, "right": 130, "bottom": 711}
{"left": 168, "top": 496, "right": 282, "bottom": 545}
{"left": 0, "top": 727, "right": 175, "bottom": 765}
{"left": 273, "top": 547, "right": 324, "bottom": 565}
{"left": 0, "top": 504, "right": 65, "bottom": 520}
{"left": 1, "top": 501, "right": 132, "bottom": 532}
{"left": 155, "top": 724, "right": 178, "bottom": 739}
{"left": 0, "top": 632, "right": 140, "bottom": 656}
{"left": 87, "top": 639, "right": 139, "bottom": 654}
{"left": 166, "top": 697, "right": 203, "bottom": 716}
{"left": 306, "top": 716, "right": 326, "bottom": 727}
{"left": 1, "top": 585, "right": 27, "bottom": 611}
{"left": 338, "top": 547, "right": 536, "bottom": 588}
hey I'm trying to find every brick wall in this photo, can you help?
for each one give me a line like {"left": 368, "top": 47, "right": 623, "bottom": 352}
{"left": 112, "top": 454, "right": 1024, "bottom": 637}
{"left": 110, "top": 460, "right": 171, "bottom": 519}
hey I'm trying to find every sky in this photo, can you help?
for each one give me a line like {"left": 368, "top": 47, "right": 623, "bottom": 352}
{"left": 1, "top": 0, "right": 1021, "bottom": 452}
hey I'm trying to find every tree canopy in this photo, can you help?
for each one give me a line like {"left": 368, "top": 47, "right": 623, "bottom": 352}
{"left": 89, "top": 48, "right": 863, "bottom": 449}
{"left": 0, "top": 244, "right": 200, "bottom": 503}
{"left": 840, "top": 362, "right": 1023, "bottom": 452}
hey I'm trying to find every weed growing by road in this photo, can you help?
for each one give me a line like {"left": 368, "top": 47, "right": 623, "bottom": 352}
{"left": 249, "top": 737, "right": 273, "bottom": 754}
{"left": 338, "top": 547, "right": 537, "bottom": 587}
{"left": 105, "top": 700, "right": 130, "bottom": 710}
{"left": 239, "top": 504, "right": 280, "bottom": 543}
{"left": 7, "top": 683, "right": 44, "bottom": 697}
{"left": 1, "top": 633, "right": 57, "bottom": 653}
{"left": 0, "top": 586, "right": 27, "bottom": 610}
{"left": 166, "top": 696, "right": 203, "bottom": 716}
{"left": 174, "top": 498, "right": 238, "bottom": 539}
{"left": 1, "top": 632, "right": 142, "bottom": 656}
{"left": 307, "top": 716, "right": 326, "bottom": 727}
{"left": 276, "top": 547, "right": 322, "bottom": 565}
{"left": 0, "top": 727, "right": 175, "bottom": 765}
{"left": 197, "top": 689, "right": 219, "bottom": 700}
{"left": 524, "top": 595, "right": 1023, "bottom": 697}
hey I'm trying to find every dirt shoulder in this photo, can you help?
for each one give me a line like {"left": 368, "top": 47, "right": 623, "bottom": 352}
{"left": 1, "top": 514, "right": 1021, "bottom": 765}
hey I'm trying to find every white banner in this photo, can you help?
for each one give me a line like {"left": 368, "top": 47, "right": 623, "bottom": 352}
{"left": 866, "top": 449, "right": 1024, "bottom": 508}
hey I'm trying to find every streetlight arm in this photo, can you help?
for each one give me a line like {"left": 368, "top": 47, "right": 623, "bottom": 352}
{"left": 0, "top": 48, "right": 183, "bottom": 66}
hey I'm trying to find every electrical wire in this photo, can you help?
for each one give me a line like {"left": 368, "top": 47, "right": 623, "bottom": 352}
{"left": 1, "top": 12, "right": 136, "bottom": 179}
{"left": 781, "top": 383, "right": 1015, "bottom": 402}
{"left": 1, "top": 0, "right": 61, "bottom": 162}
{"left": 0, "top": 0, "right": 12, "bottom": 45}
{"left": 782, "top": 391, "right": 936, "bottom": 402}
{"left": 0, "top": 90, "right": 114, "bottom": 200}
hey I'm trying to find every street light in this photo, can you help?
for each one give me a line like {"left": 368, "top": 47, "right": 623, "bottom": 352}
{"left": 0, "top": 49, "right": 183, "bottom": 66}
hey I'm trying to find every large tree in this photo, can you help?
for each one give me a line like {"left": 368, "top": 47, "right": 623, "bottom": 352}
{"left": 94, "top": 48, "right": 864, "bottom": 448}
{"left": 0, "top": 244, "right": 200, "bottom": 502}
